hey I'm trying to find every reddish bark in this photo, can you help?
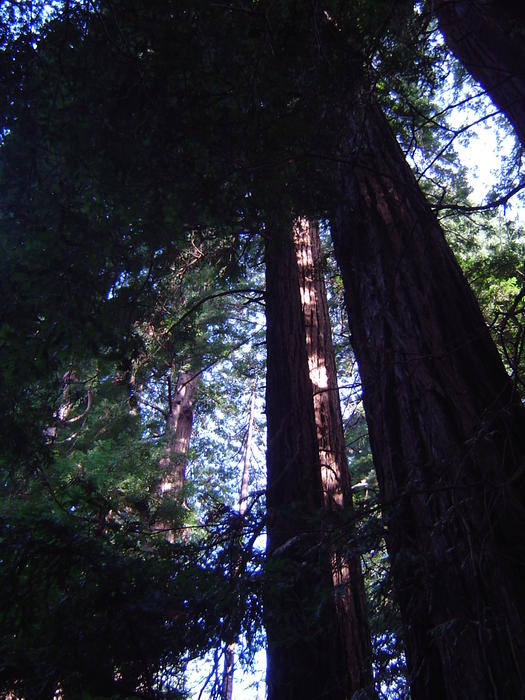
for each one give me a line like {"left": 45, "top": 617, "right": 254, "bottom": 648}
{"left": 331, "top": 98, "right": 525, "bottom": 698}
{"left": 159, "top": 371, "right": 200, "bottom": 497}
{"left": 155, "top": 371, "right": 199, "bottom": 541}
{"left": 265, "top": 217, "right": 355, "bottom": 699}
{"left": 293, "top": 217, "right": 375, "bottom": 695}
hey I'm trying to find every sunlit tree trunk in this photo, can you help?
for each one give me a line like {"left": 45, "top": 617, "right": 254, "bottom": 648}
{"left": 433, "top": 0, "right": 525, "bottom": 146}
{"left": 265, "top": 216, "right": 364, "bottom": 700}
{"left": 293, "top": 217, "right": 375, "bottom": 695}
{"left": 331, "top": 97, "right": 525, "bottom": 698}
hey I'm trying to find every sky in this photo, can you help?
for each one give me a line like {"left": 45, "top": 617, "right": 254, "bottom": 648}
{"left": 445, "top": 86, "right": 524, "bottom": 223}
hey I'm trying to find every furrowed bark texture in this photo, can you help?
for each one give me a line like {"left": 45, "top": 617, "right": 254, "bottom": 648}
{"left": 293, "top": 217, "right": 375, "bottom": 696}
{"left": 332, "top": 100, "right": 525, "bottom": 699}
{"left": 265, "top": 220, "right": 351, "bottom": 700}
{"left": 434, "top": 0, "right": 525, "bottom": 147}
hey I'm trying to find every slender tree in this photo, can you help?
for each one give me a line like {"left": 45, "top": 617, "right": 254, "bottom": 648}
{"left": 293, "top": 217, "right": 375, "bottom": 695}
{"left": 433, "top": 0, "right": 525, "bottom": 146}
{"left": 264, "top": 209, "right": 381, "bottom": 699}
{"left": 265, "top": 214, "right": 353, "bottom": 700}
{"left": 331, "top": 93, "right": 525, "bottom": 698}
{"left": 220, "top": 377, "right": 257, "bottom": 700}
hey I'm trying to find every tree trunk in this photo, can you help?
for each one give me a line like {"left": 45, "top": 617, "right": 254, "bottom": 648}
{"left": 238, "top": 379, "right": 255, "bottom": 520}
{"left": 433, "top": 0, "right": 525, "bottom": 147}
{"left": 220, "top": 646, "right": 235, "bottom": 700}
{"left": 293, "top": 217, "right": 375, "bottom": 696}
{"left": 265, "top": 216, "right": 358, "bottom": 700}
{"left": 156, "top": 370, "right": 199, "bottom": 541}
{"left": 331, "top": 97, "right": 525, "bottom": 699}
{"left": 159, "top": 370, "right": 200, "bottom": 497}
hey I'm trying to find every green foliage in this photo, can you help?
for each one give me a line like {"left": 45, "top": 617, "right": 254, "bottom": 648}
{"left": 457, "top": 217, "right": 525, "bottom": 391}
{"left": 0, "top": 504, "right": 230, "bottom": 698}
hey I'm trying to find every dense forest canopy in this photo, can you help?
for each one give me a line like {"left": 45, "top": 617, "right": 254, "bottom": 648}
{"left": 1, "top": 1, "right": 524, "bottom": 698}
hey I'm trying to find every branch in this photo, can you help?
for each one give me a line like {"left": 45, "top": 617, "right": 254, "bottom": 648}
{"left": 165, "top": 287, "right": 264, "bottom": 334}
{"left": 59, "top": 391, "right": 93, "bottom": 425}
{"left": 137, "top": 395, "right": 168, "bottom": 418}
{"left": 435, "top": 180, "right": 525, "bottom": 215}
{"left": 416, "top": 109, "right": 501, "bottom": 182}
{"left": 402, "top": 88, "right": 491, "bottom": 136}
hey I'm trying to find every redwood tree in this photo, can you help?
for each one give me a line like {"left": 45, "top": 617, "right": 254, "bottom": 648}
{"left": 265, "top": 215, "right": 363, "bottom": 700}
{"left": 293, "top": 217, "right": 375, "bottom": 694}
{"left": 331, "top": 94, "right": 525, "bottom": 698}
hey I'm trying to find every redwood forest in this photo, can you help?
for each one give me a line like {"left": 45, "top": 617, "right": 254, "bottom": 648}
{"left": 1, "top": 1, "right": 524, "bottom": 698}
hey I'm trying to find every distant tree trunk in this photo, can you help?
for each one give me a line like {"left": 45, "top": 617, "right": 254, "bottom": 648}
{"left": 433, "top": 0, "right": 525, "bottom": 146}
{"left": 159, "top": 370, "right": 200, "bottom": 496}
{"left": 156, "top": 370, "right": 199, "bottom": 540}
{"left": 220, "top": 377, "right": 256, "bottom": 700}
{"left": 265, "top": 216, "right": 360, "bottom": 700}
{"left": 220, "top": 649, "right": 234, "bottom": 700}
{"left": 238, "top": 381, "right": 255, "bottom": 520}
{"left": 293, "top": 217, "right": 375, "bottom": 695}
{"left": 331, "top": 97, "right": 525, "bottom": 698}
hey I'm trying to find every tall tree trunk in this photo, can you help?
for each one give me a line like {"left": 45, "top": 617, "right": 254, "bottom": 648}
{"left": 293, "top": 217, "right": 375, "bottom": 695}
{"left": 220, "top": 378, "right": 256, "bottom": 700}
{"left": 265, "top": 217, "right": 360, "bottom": 700}
{"left": 331, "top": 97, "right": 525, "bottom": 699}
{"left": 433, "top": 0, "right": 525, "bottom": 147}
